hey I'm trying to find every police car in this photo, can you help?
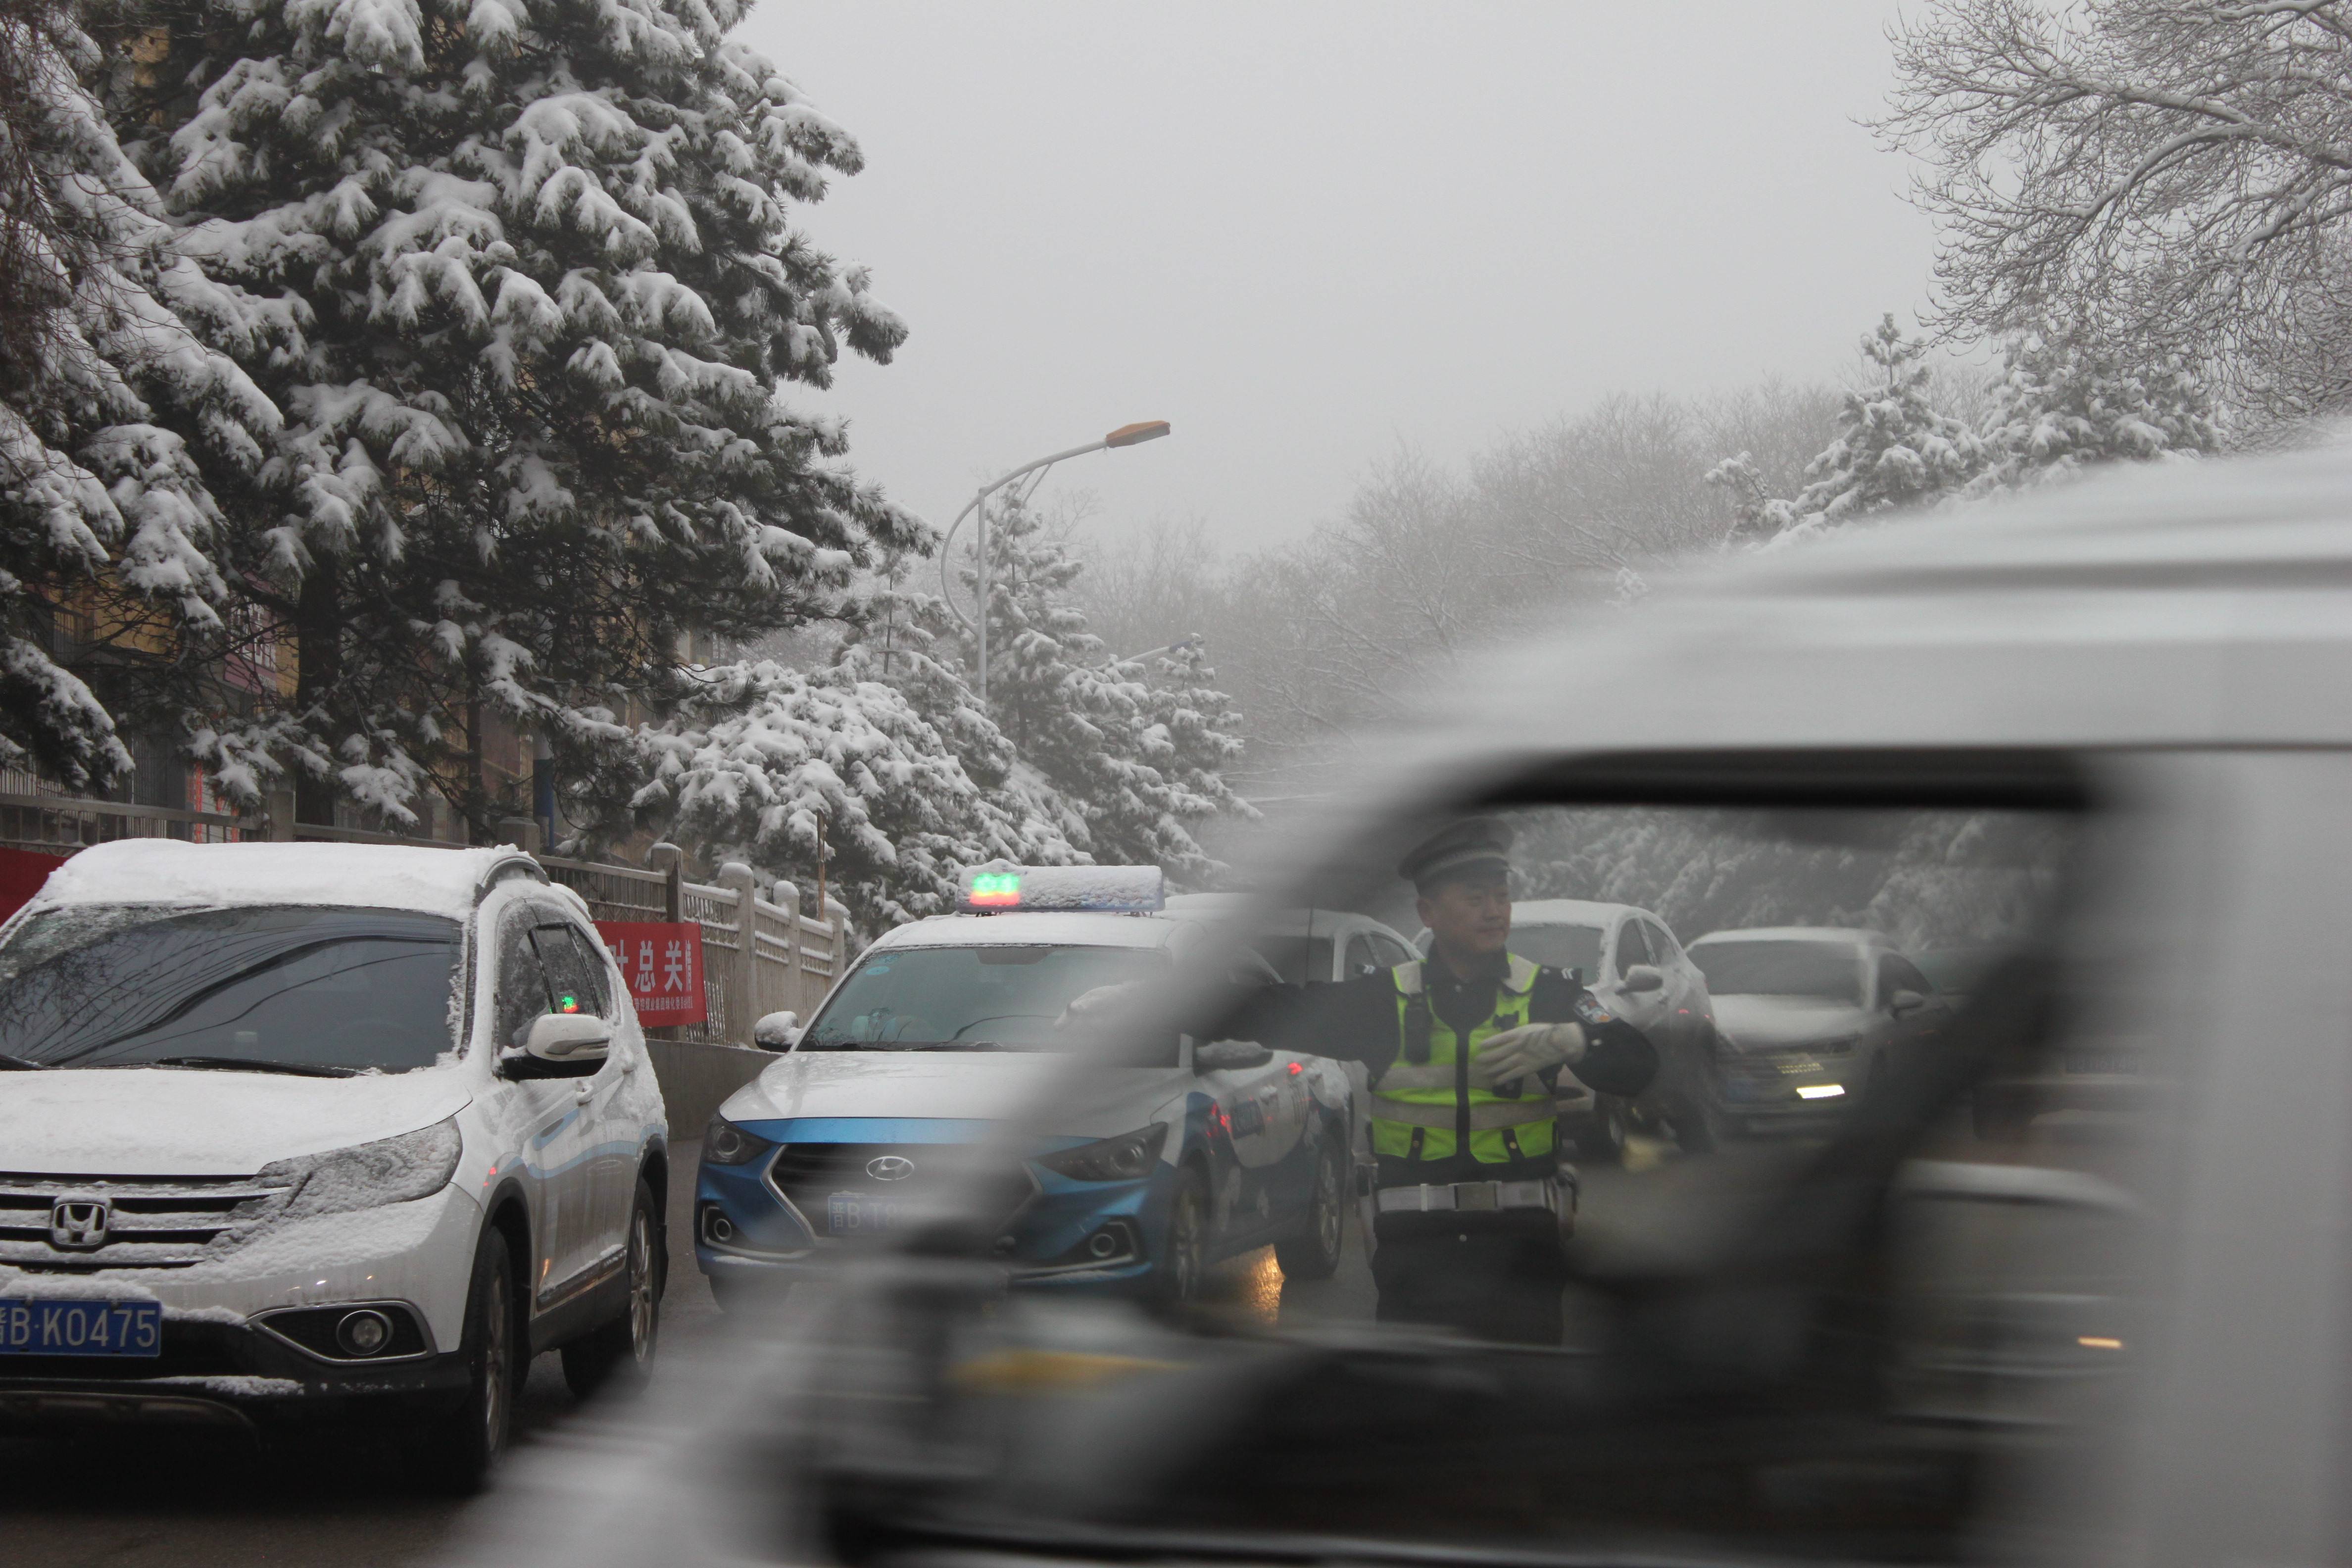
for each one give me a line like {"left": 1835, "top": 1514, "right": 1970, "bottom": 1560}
{"left": 694, "top": 867, "right": 1353, "bottom": 1306}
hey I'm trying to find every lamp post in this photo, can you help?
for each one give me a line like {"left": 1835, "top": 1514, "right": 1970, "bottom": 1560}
{"left": 940, "top": 420, "right": 1171, "bottom": 704}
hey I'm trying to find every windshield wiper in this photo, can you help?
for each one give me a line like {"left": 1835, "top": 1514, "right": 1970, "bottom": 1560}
{"left": 0, "top": 1054, "right": 49, "bottom": 1071}
{"left": 143, "top": 1056, "right": 361, "bottom": 1078}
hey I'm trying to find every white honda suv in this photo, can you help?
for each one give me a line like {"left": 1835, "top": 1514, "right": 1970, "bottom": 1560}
{"left": 0, "top": 840, "right": 669, "bottom": 1488}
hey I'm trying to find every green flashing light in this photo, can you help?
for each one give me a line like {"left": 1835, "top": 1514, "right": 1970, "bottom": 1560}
{"left": 558, "top": 994, "right": 580, "bottom": 1014}
{"left": 968, "top": 873, "right": 1023, "bottom": 908}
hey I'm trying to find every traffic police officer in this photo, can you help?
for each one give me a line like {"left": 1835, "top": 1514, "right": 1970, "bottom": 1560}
{"left": 1235, "top": 818, "right": 1656, "bottom": 1342}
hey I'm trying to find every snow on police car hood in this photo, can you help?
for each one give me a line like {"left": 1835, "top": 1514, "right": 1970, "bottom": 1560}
{"left": 722, "top": 1050, "right": 1172, "bottom": 1139}
{"left": 0, "top": 1065, "right": 474, "bottom": 1177}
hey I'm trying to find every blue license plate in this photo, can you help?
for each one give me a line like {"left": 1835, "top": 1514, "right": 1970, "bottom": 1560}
{"left": 0, "top": 1299, "right": 163, "bottom": 1357}
{"left": 826, "top": 1191, "right": 904, "bottom": 1236}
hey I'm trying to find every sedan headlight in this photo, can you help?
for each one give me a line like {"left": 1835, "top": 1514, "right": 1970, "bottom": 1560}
{"left": 261, "top": 1118, "right": 463, "bottom": 1219}
{"left": 703, "top": 1116, "right": 776, "bottom": 1166}
{"left": 1038, "top": 1124, "right": 1170, "bottom": 1182}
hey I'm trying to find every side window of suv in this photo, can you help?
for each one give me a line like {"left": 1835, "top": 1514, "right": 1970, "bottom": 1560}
{"left": 1344, "top": 933, "right": 1378, "bottom": 976}
{"left": 1881, "top": 954, "right": 1934, "bottom": 1007}
{"left": 1646, "top": 920, "right": 1679, "bottom": 964}
{"left": 495, "top": 910, "right": 556, "bottom": 1050}
{"left": 1371, "top": 933, "right": 1416, "bottom": 969}
{"left": 1615, "top": 920, "right": 1653, "bottom": 974}
{"left": 534, "top": 921, "right": 610, "bottom": 1019}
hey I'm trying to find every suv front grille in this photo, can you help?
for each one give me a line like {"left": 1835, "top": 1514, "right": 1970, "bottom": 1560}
{"left": 0, "top": 1172, "right": 292, "bottom": 1270}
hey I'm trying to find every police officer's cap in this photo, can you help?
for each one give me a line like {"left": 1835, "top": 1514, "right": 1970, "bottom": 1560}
{"left": 1400, "top": 817, "right": 1515, "bottom": 892}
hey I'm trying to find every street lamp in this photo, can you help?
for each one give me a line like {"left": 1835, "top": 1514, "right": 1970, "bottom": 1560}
{"left": 940, "top": 421, "right": 1172, "bottom": 703}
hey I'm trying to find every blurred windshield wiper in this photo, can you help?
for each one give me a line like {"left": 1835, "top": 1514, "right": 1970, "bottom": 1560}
{"left": 0, "top": 1054, "right": 49, "bottom": 1070}
{"left": 143, "top": 1056, "right": 361, "bottom": 1078}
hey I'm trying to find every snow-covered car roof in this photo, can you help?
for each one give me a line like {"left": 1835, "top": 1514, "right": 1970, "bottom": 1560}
{"left": 1513, "top": 898, "right": 1647, "bottom": 929}
{"left": 869, "top": 909, "right": 1204, "bottom": 953}
{"left": 25, "top": 840, "right": 543, "bottom": 921}
{"left": 1687, "top": 927, "right": 1898, "bottom": 951}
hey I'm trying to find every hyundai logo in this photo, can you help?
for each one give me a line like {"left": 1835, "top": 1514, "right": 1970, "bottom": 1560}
{"left": 866, "top": 1155, "right": 916, "bottom": 1182}
{"left": 50, "top": 1197, "right": 109, "bottom": 1251}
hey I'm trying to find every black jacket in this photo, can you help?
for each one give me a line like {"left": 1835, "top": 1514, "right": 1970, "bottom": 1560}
{"left": 1230, "top": 956, "right": 1657, "bottom": 1184}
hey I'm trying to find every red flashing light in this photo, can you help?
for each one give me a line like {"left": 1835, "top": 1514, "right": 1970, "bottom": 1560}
{"left": 1286, "top": 1062, "right": 1303, "bottom": 1076}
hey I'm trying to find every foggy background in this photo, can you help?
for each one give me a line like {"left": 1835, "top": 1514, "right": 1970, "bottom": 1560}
{"left": 748, "top": 1, "right": 1933, "bottom": 547}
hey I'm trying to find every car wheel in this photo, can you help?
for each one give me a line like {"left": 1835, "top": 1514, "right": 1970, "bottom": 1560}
{"left": 562, "top": 1178, "right": 662, "bottom": 1400}
{"left": 1274, "top": 1136, "right": 1346, "bottom": 1281}
{"left": 1156, "top": 1165, "right": 1210, "bottom": 1309}
{"left": 1568, "top": 1097, "right": 1629, "bottom": 1166}
{"left": 411, "top": 1223, "right": 521, "bottom": 1494}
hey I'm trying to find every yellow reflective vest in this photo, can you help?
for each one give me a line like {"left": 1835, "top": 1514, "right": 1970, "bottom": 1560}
{"left": 1371, "top": 955, "right": 1558, "bottom": 1165}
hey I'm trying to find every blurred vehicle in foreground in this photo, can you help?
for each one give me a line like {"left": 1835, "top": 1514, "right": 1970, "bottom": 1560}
{"left": 0, "top": 841, "right": 668, "bottom": 1491}
{"left": 694, "top": 868, "right": 1353, "bottom": 1309}
{"left": 1687, "top": 926, "right": 1949, "bottom": 1133}
{"left": 455, "top": 447, "right": 2352, "bottom": 1568}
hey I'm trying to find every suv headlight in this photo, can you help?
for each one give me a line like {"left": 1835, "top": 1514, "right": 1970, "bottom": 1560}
{"left": 260, "top": 1118, "right": 463, "bottom": 1219}
{"left": 1038, "top": 1124, "right": 1169, "bottom": 1182}
{"left": 703, "top": 1116, "right": 776, "bottom": 1166}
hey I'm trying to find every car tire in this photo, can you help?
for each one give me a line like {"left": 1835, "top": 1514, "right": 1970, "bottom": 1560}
{"left": 1568, "top": 1097, "right": 1629, "bottom": 1166}
{"left": 561, "top": 1178, "right": 662, "bottom": 1401}
{"left": 1274, "top": 1136, "right": 1346, "bottom": 1281}
{"left": 1156, "top": 1164, "right": 1211, "bottom": 1310}
{"left": 410, "top": 1223, "right": 522, "bottom": 1495}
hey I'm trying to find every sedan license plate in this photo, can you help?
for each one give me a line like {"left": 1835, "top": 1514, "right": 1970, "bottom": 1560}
{"left": 826, "top": 1191, "right": 905, "bottom": 1236}
{"left": 1, "top": 1299, "right": 162, "bottom": 1358}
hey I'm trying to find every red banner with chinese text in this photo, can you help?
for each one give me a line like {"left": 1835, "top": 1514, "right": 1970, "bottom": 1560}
{"left": 0, "top": 848, "right": 66, "bottom": 922}
{"left": 595, "top": 921, "right": 709, "bottom": 1026}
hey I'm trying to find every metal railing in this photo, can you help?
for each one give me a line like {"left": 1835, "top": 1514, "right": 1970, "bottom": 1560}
{"left": 1, "top": 795, "right": 851, "bottom": 1048}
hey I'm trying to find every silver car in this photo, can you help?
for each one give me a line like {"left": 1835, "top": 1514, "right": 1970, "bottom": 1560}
{"left": 1686, "top": 927, "right": 1950, "bottom": 1131}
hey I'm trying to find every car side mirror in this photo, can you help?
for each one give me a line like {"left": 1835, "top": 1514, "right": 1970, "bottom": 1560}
{"left": 753, "top": 1010, "right": 801, "bottom": 1050}
{"left": 1195, "top": 1038, "right": 1274, "bottom": 1073}
{"left": 500, "top": 1013, "right": 610, "bottom": 1078}
{"left": 1621, "top": 964, "right": 1666, "bottom": 994}
{"left": 1890, "top": 988, "right": 1929, "bottom": 1017}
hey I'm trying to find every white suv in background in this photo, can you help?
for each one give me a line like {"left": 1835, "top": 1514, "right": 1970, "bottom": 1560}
{"left": 0, "top": 841, "right": 670, "bottom": 1489}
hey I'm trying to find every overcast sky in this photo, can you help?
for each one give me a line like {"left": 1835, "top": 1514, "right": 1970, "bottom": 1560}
{"left": 741, "top": 2, "right": 1933, "bottom": 553}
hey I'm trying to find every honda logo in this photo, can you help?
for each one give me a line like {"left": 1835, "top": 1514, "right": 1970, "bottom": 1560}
{"left": 865, "top": 1155, "right": 915, "bottom": 1182}
{"left": 50, "top": 1198, "right": 109, "bottom": 1250}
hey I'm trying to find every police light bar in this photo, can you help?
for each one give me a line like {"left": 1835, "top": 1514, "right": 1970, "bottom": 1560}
{"left": 955, "top": 864, "right": 1165, "bottom": 914}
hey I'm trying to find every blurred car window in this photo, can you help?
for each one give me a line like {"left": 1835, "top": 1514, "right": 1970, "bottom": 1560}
{"left": 1255, "top": 934, "right": 1335, "bottom": 985}
{"left": 1692, "top": 936, "right": 1864, "bottom": 1003}
{"left": 1878, "top": 952, "right": 1935, "bottom": 1007}
{"left": 1507, "top": 921, "right": 1606, "bottom": 979}
{"left": 802, "top": 945, "right": 1165, "bottom": 1050}
{"left": 1616, "top": 918, "right": 1654, "bottom": 972}
{"left": 1343, "top": 933, "right": 1378, "bottom": 976}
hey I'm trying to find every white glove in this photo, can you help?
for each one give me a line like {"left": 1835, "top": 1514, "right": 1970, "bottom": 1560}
{"left": 1469, "top": 1023, "right": 1585, "bottom": 1088}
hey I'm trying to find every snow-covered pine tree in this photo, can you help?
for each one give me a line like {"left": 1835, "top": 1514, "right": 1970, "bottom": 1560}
{"left": 627, "top": 655, "right": 1078, "bottom": 930}
{"left": 0, "top": 0, "right": 281, "bottom": 790}
{"left": 968, "top": 500, "right": 1249, "bottom": 882}
{"left": 109, "top": 0, "right": 916, "bottom": 833}
{"left": 1972, "top": 328, "right": 2224, "bottom": 492}
{"left": 1707, "top": 315, "right": 1986, "bottom": 546}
